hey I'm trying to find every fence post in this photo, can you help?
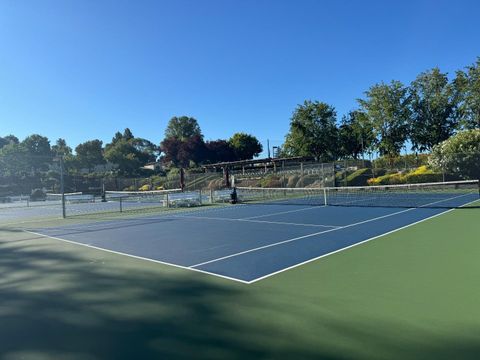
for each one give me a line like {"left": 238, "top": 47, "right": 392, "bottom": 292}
{"left": 300, "top": 162, "right": 304, "bottom": 187}
{"left": 60, "top": 156, "right": 66, "bottom": 219}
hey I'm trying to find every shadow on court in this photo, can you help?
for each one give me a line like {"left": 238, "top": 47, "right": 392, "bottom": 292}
{"left": 0, "top": 227, "right": 479, "bottom": 360}
{"left": 0, "top": 228, "right": 340, "bottom": 360}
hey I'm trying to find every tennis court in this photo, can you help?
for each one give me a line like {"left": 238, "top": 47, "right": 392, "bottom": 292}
{"left": 25, "top": 181, "right": 479, "bottom": 283}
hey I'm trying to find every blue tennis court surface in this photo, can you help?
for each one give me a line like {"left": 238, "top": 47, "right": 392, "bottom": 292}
{"left": 27, "top": 193, "right": 478, "bottom": 283}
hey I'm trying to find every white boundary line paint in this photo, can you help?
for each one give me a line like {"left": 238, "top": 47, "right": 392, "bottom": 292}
{"left": 242, "top": 205, "right": 323, "bottom": 220}
{"left": 171, "top": 214, "right": 339, "bottom": 228}
{"left": 247, "top": 197, "right": 480, "bottom": 284}
{"left": 22, "top": 194, "right": 479, "bottom": 285}
{"left": 14, "top": 204, "right": 244, "bottom": 231}
{"left": 189, "top": 192, "right": 473, "bottom": 268}
{"left": 23, "top": 230, "right": 250, "bottom": 285}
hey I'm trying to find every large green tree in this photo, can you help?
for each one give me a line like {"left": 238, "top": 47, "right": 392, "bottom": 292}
{"left": 75, "top": 140, "right": 105, "bottom": 171}
{"left": 0, "top": 135, "right": 18, "bottom": 149}
{"left": 358, "top": 81, "right": 411, "bottom": 158}
{"left": 228, "top": 133, "right": 262, "bottom": 160}
{"left": 409, "top": 68, "right": 460, "bottom": 151}
{"left": 338, "top": 110, "right": 374, "bottom": 159}
{"left": 0, "top": 142, "right": 30, "bottom": 176}
{"left": 283, "top": 100, "right": 338, "bottom": 161}
{"left": 21, "top": 134, "right": 53, "bottom": 172}
{"left": 164, "top": 116, "right": 202, "bottom": 141}
{"left": 52, "top": 138, "right": 72, "bottom": 156}
{"left": 105, "top": 129, "right": 159, "bottom": 175}
{"left": 455, "top": 57, "right": 480, "bottom": 129}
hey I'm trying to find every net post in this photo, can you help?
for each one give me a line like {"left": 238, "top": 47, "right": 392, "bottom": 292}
{"left": 323, "top": 188, "right": 327, "bottom": 206}
{"left": 119, "top": 197, "right": 123, "bottom": 212}
{"left": 209, "top": 189, "right": 213, "bottom": 204}
{"left": 166, "top": 193, "right": 170, "bottom": 208}
{"left": 198, "top": 189, "right": 202, "bottom": 205}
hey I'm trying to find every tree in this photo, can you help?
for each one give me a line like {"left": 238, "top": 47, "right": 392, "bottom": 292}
{"left": 205, "top": 140, "right": 237, "bottom": 163}
{"left": 164, "top": 116, "right": 202, "bottom": 141}
{"left": 160, "top": 135, "right": 207, "bottom": 167}
{"left": 0, "top": 135, "right": 20, "bottom": 150}
{"left": 228, "top": 133, "right": 263, "bottom": 160}
{"left": 22, "top": 134, "right": 51, "bottom": 157}
{"left": 0, "top": 137, "right": 8, "bottom": 149}
{"left": 455, "top": 57, "right": 480, "bottom": 129}
{"left": 52, "top": 138, "right": 72, "bottom": 156}
{"left": 104, "top": 129, "right": 160, "bottom": 175}
{"left": 111, "top": 131, "right": 124, "bottom": 145}
{"left": 358, "top": 81, "right": 411, "bottom": 158}
{"left": 160, "top": 137, "right": 182, "bottom": 166}
{"left": 21, "top": 134, "right": 53, "bottom": 172}
{"left": 409, "top": 68, "right": 460, "bottom": 151}
{"left": 75, "top": 140, "right": 105, "bottom": 171}
{"left": 282, "top": 101, "right": 337, "bottom": 161}
{"left": 0, "top": 142, "right": 30, "bottom": 176}
{"left": 429, "top": 129, "right": 480, "bottom": 180}
{"left": 123, "top": 128, "right": 134, "bottom": 141}
{"left": 337, "top": 110, "right": 373, "bottom": 159}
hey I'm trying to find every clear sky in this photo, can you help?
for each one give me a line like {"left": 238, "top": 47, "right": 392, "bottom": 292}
{"left": 1, "top": 0, "right": 479, "bottom": 156}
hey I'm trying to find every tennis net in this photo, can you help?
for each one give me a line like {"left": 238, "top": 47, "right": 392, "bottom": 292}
{"left": 105, "top": 189, "right": 203, "bottom": 210}
{"left": 237, "top": 180, "right": 480, "bottom": 208}
{"left": 46, "top": 192, "right": 95, "bottom": 203}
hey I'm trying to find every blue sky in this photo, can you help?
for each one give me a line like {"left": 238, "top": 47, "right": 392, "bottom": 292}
{"left": 1, "top": 0, "right": 479, "bottom": 156}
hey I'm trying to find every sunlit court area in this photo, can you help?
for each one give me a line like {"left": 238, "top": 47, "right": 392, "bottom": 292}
{"left": 1, "top": 1, "right": 480, "bottom": 359}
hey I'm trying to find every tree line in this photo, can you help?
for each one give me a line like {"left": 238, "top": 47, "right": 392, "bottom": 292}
{"left": 1, "top": 57, "right": 479, "bottom": 178}
{"left": 0, "top": 117, "right": 263, "bottom": 177}
{"left": 282, "top": 58, "right": 480, "bottom": 161}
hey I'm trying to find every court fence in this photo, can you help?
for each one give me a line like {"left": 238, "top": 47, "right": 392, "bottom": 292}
{"left": 0, "top": 156, "right": 469, "bottom": 199}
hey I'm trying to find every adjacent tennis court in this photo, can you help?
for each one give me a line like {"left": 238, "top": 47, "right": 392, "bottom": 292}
{"left": 25, "top": 181, "right": 479, "bottom": 283}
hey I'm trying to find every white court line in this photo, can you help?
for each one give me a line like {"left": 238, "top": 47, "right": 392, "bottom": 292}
{"left": 171, "top": 214, "right": 339, "bottom": 228}
{"left": 248, "top": 197, "right": 480, "bottom": 283}
{"left": 190, "top": 192, "right": 473, "bottom": 269}
{"left": 21, "top": 193, "right": 478, "bottom": 285}
{"left": 242, "top": 205, "right": 323, "bottom": 220}
{"left": 23, "top": 230, "right": 250, "bottom": 285}
{"left": 18, "top": 204, "right": 243, "bottom": 231}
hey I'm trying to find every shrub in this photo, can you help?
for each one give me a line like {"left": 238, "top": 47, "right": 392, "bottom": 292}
{"left": 429, "top": 129, "right": 480, "bottom": 180}
{"left": 346, "top": 168, "right": 371, "bottom": 186}
{"left": 139, "top": 184, "right": 151, "bottom": 191}
{"left": 367, "top": 165, "right": 443, "bottom": 185}
{"left": 260, "top": 175, "right": 282, "bottom": 188}
{"left": 367, "top": 172, "right": 405, "bottom": 185}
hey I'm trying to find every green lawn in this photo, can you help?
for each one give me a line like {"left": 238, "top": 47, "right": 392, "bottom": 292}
{"left": 0, "top": 204, "right": 479, "bottom": 359}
